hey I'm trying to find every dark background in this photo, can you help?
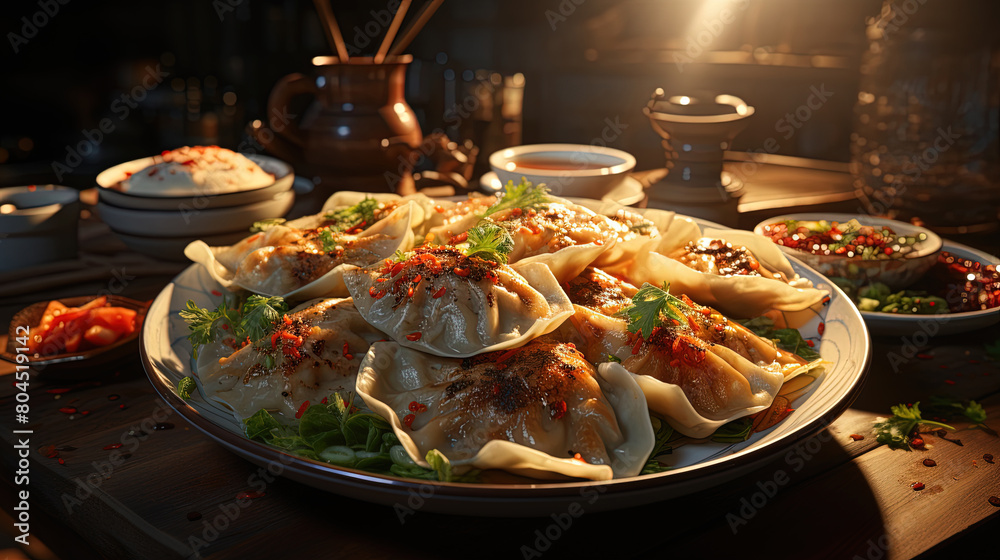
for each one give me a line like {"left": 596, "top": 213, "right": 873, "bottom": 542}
{"left": 0, "top": 0, "right": 996, "bottom": 188}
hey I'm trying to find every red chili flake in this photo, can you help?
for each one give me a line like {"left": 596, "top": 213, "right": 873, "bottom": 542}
{"left": 916, "top": 353, "right": 934, "bottom": 360}
{"left": 984, "top": 453, "right": 994, "bottom": 463}
{"left": 632, "top": 336, "right": 644, "bottom": 355}
{"left": 407, "top": 285, "right": 414, "bottom": 297}
{"left": 403, "top": 414, "right": 416, "bottom": 428}
{"left": 571, "top": 453, "right": 585, "bottom": 463}
{"left": 944, "top": 380, "right": 956, "bottom": 385}
{"left": 818, "top": 322, "right": 825, "bottom": 336}
{"left": 236, "top": 491, "right": 265, "bottom": 500}
{"left": 119, "top": 404, "right": 127, "bottom": 410}
{"left": 939, "top": 365, "right": 948, "bottom": 370}
{"left": 821, "top": 296, "right": 831, "bottom": 306}
{"left": 669, "top": 359, "right": 681, "bottom": 368}
{"left": 911, "top": 482, "right": 925, "bottom": 491}
{"left": 433, "top": 286, "right": 446, "bottom": 298}
{"left": 849, "top": 434, "right": 864, "bottom": 441}
{"left": 108, "top": 394, "right": 120, "bottom": 401}
{"left": 103, "top": 443, "right": 123, "bottom": 450}
{"left": 699, "top": 308, "right": 711, "bottom": 316}
{"left": 320, "top": 397, "right": 328, "bottom": 405}
{"left": 295, "top": 401, "right": 310, "bottom": 419}
{"left": 806, "top": 340, "right": 815, "bottom": 347}
{"left": 413, "top": 274, "right": 422, "bottom": 284}
{"left": 58, "top": 458, "right": 65, "bottom": 465}
{"left": 686, "top": 316, "right": 698, "bottom": 331}
{"left": 922, "top": 458, "right": 937, "bottom": 467}
{"left": 511, "top": 208, "right": 522, "bottom": 217}
{"left": 211, "top": 289, "right": 223, "bottom": 297}
{"left": 713, "top": 323, "right": 725, "bottom": 333}
{"left": 911, "top": 437, "right": 925, "bottom": 448}
{"left": 46, "top": 388, "right": 72, "bottom": 394}
{"left": 453, "top": 267, "right": 470, "bottom": 277}
{"left": 376, "top": 277, "right": 388, "bottom": 283}
{"left": 495, "top": 348, "right": 519, "bottom": 365}
{"left": 221, "top": 324, "right": 230, "bottom": 331}
{"left": 406, "top": 332, "right": 422, "bottom": 341}
{"left": 449, "top": 232, "right": 468, "bottom": 245}
{"left": 549, "top": 400, "right": 567, "bottom": 420}
{"left": 283, "top": 315, "right": 293, "bottom": 325}
{"left": 58, "top": 407, "right": 77, "bottom": 414}
{"left": 434, "top": 205, "right": 445, "bottom": 213}
{"left": 271, "top": 331, "right": 280, "bottom": 349}
{"left": 369, "top": 286, "right": 378, "bottom": 297}
{"left": 342, "top": 342, "right": 353, "bottom": 360}
{"left": 81, "top": 410, "right": 91, "bottom": 415}
{"left": 374, "top": 290, "right": 386, "bottom": 299}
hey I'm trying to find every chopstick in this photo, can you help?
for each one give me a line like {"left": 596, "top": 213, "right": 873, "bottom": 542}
{"left": 386, "top": 0, "right": 443, "bottom": 58}
{"left": 312, "top": 0, "right": 349, "bottom": 62}
{"left": 374, "top": 0, "right": 411, "bottom": 64}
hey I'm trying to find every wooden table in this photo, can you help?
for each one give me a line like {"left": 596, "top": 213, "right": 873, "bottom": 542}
{"left": 2, "top": 201, "right": 999, "bottom": 560}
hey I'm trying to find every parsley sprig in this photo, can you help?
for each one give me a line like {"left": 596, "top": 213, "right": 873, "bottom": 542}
{"left": 462, "top": 223, "right": 514, "bottom": 264}
{"left": 872, "top": 402, "right": 955, "bottom": 450}
{"left": 482, "top": 179, "right": 550, "bottom": 218}
{"left": 617, "top": 282, "right": 691, "bottom": 340}
{"left": 179, "top": 294, "right": 289, "bottom": 357}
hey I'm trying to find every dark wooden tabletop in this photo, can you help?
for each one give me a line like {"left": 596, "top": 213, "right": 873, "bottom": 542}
{"left": 2, "top": 178, "right": 999, "bottom": 560}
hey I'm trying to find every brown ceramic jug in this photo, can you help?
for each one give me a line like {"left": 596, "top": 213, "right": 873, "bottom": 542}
{"left": 254, "top": 56, "right": 422, "bottom": 194}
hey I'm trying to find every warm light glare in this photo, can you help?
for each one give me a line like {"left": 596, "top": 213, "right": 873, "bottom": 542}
{"left": 0, "top": 204, "right": 16, "bottom": 214}
{"left": 678, "top": 96, "right": 691, "bottom": 105}
{"left": 505, "top": 162, "right": 516, "bottom": 171}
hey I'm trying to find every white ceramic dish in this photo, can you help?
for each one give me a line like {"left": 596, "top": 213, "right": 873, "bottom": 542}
{"left": 140, "top": 209, "right": 870, "bottom": 516}
{"left": 96, "top": 154, "right": 294, "bottom": 210}
{"left": 98, "top": 189, "right": 294, "bottom": 237}
{"left": 481, "top": 171, "right": 645, "bottom": 207}
{"left": 860, "top": 240, "right": 1000, "bottom": 337}
{"left": 489, "top": 143, "right": 636, "bottom": 200}
{"left": 754, "top": 213, "right": 942, "bottom": 290}
{"left": 0, "top": 185, "right": 80, "bottom": 272}
{"left": 111, "top": 229, "right": 253, "bottom": 263}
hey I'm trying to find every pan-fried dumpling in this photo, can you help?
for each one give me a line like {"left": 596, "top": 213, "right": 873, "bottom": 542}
{"left": 344, "top": 245, "right": 573, "bottom": 357}
{"left": 195, "top": 298, "right": 385, "bottom": 419}
{"left": 356, "top": 338, "right": 654, "bottom": 480}
{"left": 184, "top": 202, "right": 415, "bottom": 300}
{"left": 564, "top": 278, "right": 821, "bottom": 438}
{"left": 625, "top": 228, "right": 827, "bottom": 318}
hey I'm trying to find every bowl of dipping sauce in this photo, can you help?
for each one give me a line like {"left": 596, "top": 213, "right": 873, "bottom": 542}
{"left": 489, "top": 143, "right": 636, "bottom": 199}
{"left": 0, "top": 185, "right": 80, "bottom": 272}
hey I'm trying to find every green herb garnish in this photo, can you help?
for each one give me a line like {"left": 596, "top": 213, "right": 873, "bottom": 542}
{"left": 177, "top": 376, "right": 196, "bottom": 400}
{"left": 318, "top": 229, "right": 339, "bottom": 253}
{"left": 391, "top": 249, "right": 408, "bottom": 263}
{"left": 607, "top": 353, "right": 622, "bottom": 363}
{"left": 617, "top": 282, "right": 691, "bottom": 340}
{"left": 711, "top": 417, "right": 754, "bottom": 443}
{"left": 324, "top": 197, "right": 380, "bottom": 232}
{"left": 462, "top": 223, "right": 514, "bottom": 264}
{"left": 641, "top": 416, "right": 675, "bottom": 474}
{"left": 482, "top": 178, "right": 550, "bottom": 218}
{"left": 736, "top": 316, "right": 821, "bottom": 361}
{"left": 872, "top": 402, "right": 955, "bottom": 450}
{"left": 245, "top": 393, "right": 477, "bottom": 482}
{"left": 250, "top": 218, "right": 286, "bottom": 232}
{"left": 179, "top": 293, "right": 288, "bottom": 357}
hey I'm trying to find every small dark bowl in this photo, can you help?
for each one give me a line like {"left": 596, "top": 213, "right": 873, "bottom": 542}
{"left": 2, "top": 295, "right": 150, "bottom": 376}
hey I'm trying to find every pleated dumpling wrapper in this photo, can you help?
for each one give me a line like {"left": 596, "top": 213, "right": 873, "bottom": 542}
{"left": 195, "top": 298, "right": 385, "bottom": 420}
{"left": 184, "top": 200, "right": 415, "bottom": 300}
{"left": 569, "top": 198, "right": 702, "bottom": 272}
{"left": 427, "top": 180, "right": 618, "bottom": 283}
{"left": 625, "top": 225, "right": 828, "bottom": 319}
{"left": 344, "top": 243, "right": 573, "bottom": 358}
{"left": 319, "top": 191, "right": 450, "bottom": 237}
{"left": 562, "top": 272, "right": 823, "bottom": 438}
{"left": 356, "top": 338, "right": 654, "bottom": 480}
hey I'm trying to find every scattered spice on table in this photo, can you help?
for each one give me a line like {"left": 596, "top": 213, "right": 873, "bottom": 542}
{"left": 922, "top": 458, "right": 936, "bottom": 467}
{"left": 849, "top": 434, "right": 864, "bottom": 441}
{"left": 911, "top": 482, "right": 925, "bottom": 491}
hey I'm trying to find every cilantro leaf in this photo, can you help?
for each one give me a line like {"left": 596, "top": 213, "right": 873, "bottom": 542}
{"left": 318, "top": 229, "right": 339, "bottom": 253}
{"left": 641, "top": 416, "right": 675, "bottom": 474}
{"left": 711, "top": 417, "right": 754, "bottom": 443}
{"left": 737, "top": 317, "right": 821, "bottom": 361}
{"left": 179, "top": 296, "right": 240, "bottom": 357}
{"left": 872, "top": 402, "right": 955, "bottom": 450}
{"left": 482, "top": 178, "right": 550, "bottom": 218}
{"left": 462, "top": 223, "right": 514, "bottom": 264}
{"left": 618, "top": 282, "right": 690, "bottom": 340}
{"left": 240, "top": 295, "right": 289, "bottom": 343}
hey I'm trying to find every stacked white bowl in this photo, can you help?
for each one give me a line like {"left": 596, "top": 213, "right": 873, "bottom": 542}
{"left": 96, "top": 152, "right": 294, "bottom": 260}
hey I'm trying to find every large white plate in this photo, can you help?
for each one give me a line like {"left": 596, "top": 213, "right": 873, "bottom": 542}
{"left": 141, "top": 225, "right": 870, "bottom": 516}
